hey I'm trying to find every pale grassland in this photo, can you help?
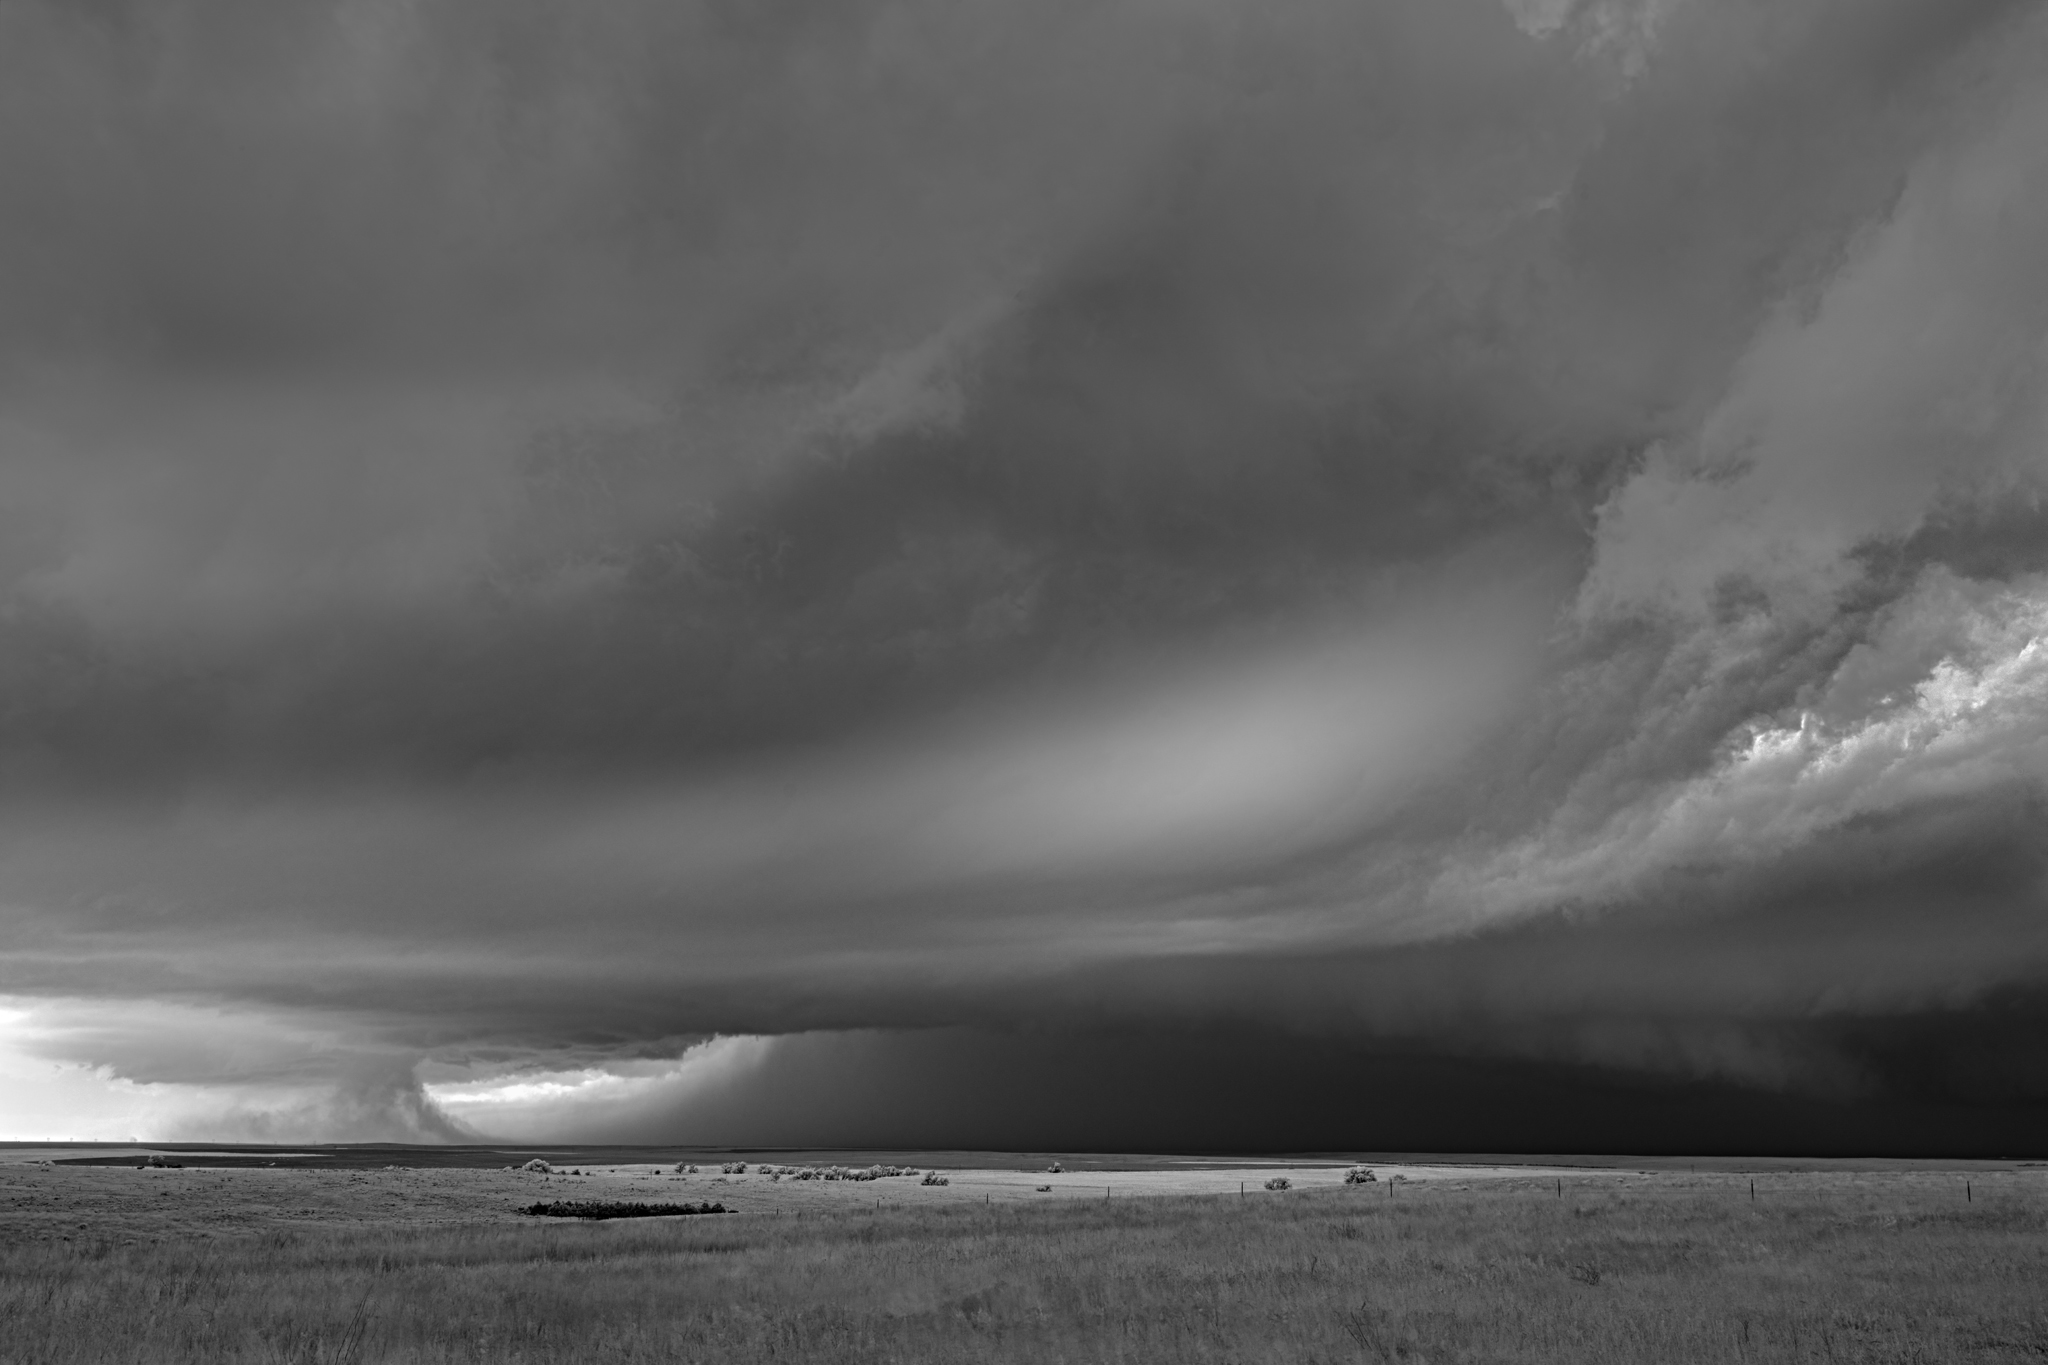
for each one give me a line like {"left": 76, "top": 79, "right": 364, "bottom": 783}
{"left": 5, "top": 1172, "right": 2047, "bottom": 1363}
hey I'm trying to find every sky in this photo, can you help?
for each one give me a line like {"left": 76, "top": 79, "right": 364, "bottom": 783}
{"left": 2, "top": 0, "right": 2047, "bottom": 1154}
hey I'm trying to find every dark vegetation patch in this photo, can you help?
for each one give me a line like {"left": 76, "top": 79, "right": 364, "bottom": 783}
{"left": 520, "top": 1201, "right": 728, "bottom": 1220}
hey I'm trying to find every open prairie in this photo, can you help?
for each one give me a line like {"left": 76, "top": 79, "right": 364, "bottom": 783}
{"left": 4, "top": 1152, "right": 2046, "bottom": 1363}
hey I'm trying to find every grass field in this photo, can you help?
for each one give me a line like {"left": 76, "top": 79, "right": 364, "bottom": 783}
{"left": 4, "top": 1162, "right": 2047, "bottom": 1363}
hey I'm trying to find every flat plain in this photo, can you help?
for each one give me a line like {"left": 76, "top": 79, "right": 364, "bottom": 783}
{"left": 4, "top": 1150, "right": 2045, "bottom": 1363}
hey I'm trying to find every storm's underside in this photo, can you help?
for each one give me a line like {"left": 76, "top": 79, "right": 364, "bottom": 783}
{"left": 3, "top": 0, "right": 2048, "bottom": 1152}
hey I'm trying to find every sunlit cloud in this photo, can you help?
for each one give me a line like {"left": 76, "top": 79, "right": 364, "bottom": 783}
{"left": 1447, "top": 573, "right": 2048, "bottom": 921}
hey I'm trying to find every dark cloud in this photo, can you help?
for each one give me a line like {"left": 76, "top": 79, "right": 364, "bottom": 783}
{"left": 487, "top": 1022, "right": 2048, "bottom": 1157}
{"left": 1, "top": 0, "right": 2046, "bottom": 1150}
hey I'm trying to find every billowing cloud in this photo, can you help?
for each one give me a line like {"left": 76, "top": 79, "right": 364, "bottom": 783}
{"left": 1453, "top": 572, "right": 2048, "bottom": 923}
{"left": 0, "top": 994, "right": 470, "bottom": 1141}
{"left": 1583, "top": 48, "right": 2048, "bottom": 618}
{"left": 1, "top": 0, "right": 2046, "bottom": 1150}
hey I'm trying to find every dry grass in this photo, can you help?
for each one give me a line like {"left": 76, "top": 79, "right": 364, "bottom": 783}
{"left": 5, "top": 1171, "right": 2047, "bottom": 1362}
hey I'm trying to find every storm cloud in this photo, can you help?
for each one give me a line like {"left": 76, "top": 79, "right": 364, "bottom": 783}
{"left": 2, "top": 0, "right": 2046, "bottom": 1151}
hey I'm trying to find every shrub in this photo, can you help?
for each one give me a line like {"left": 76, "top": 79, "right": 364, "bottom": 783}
{"left": 520, "top": 1159, "right": 553, "bottom": 1174}
{"left": 1046, "top": 1161, "right": 1064, "bottom": 1174}
{"left": 921, "top": 1171, "right": 949, "bottom": 1186}
{"left": 1264, "top": 1177, "right": 1292, "bottom": 1191}
{"left": 720, "top": 1161, "right": 748, "bottom": 1175}
{"left": 1344, "top": 1166, "right": 1378, "bottom": 1185}
{"left": 769, "top": 1163, "right": 917, "bottom": 1183}
{"left": 519, "top": 1201, "right": 727, "bottom": 1220}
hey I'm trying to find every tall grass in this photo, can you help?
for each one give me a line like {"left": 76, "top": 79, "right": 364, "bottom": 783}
{"left": 5, "top": 1178, "right": 2045, "bottom": 1362}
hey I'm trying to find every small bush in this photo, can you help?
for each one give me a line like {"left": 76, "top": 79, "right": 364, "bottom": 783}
{"left": 720, "top": 1162, "right": 748, "bottom": 1175}
{"left": 519, "top": 1201, "right": 727, "bottom": 1220}
{"left": 1264, "top": 1177, "right": 1292, "bottom": 1191}
{"left": 921, "top": 1171, "right": 949, "bottom": 1186}
{"left": 1344, "top": 1166, "right": 1377, "bottom": 1185}
{"left": 520, "top": 1159, "right": 553, "bottom": 1174}
{"left": 772, "top": 1163, "right": 917, "bottom": 1183}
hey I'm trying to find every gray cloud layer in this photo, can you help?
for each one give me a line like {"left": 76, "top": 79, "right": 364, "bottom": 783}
{"left": 3, "top": 0, "right": 2046, "bottom": 1145}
